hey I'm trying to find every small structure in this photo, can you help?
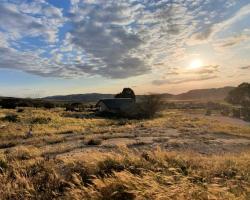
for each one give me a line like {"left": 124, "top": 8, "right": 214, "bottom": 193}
{"left": 96, "top": 98, "right": 135, "bottom": 113}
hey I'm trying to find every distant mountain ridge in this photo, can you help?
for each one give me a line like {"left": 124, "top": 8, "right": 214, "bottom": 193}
{"left": 44, "top": 93, "right": 113, "bottom": 102}
{"left": 173, "top": 86, "right": 235, "bottom": 100}
{"left": 43, "top": 86, "right": 235, "bottom": 102}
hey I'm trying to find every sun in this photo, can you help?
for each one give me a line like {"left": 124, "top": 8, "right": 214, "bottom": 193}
{"left": 189, "top": 59, "right": 203, "bottom": 69}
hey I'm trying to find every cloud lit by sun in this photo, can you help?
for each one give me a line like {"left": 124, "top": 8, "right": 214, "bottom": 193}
{"left": 188, "top": 59, "right": 203, "bottom": 70}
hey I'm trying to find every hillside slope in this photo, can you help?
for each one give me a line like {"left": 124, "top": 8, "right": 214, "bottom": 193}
{"left": 44, "top": 93, "right": 113, "bottom": 102}
{"left": 173, "top": 86, "right": 235, "bottom": 101}
{"left": 41, "top": 86, "right": 235, "bottom": 102}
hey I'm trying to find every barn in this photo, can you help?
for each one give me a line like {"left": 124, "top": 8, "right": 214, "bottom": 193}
{"left": 96, "top": 98, "right": 135, "bottom": 113}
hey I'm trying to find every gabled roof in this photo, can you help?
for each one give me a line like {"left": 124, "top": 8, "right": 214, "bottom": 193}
{"left": 96, "top": 98, "right": 134, "bottom": 110}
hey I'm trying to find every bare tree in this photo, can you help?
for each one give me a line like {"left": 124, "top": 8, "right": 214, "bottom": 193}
{"left": 138, "top": 94, "right": 163, "bottom": 118}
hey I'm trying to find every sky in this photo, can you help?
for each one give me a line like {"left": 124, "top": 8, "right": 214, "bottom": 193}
{"left": 0, "top": 0, "right": 250, "bottom": 97}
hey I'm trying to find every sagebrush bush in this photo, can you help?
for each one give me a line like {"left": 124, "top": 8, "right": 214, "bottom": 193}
{"left": 0, "top": 141, "right": 17, "bottom": 149}
{"left": 2, "top": 114, "right": 20, "bottom": 122}
{"left": 119, "top": 94, "right": 163, "bottom": 119}
{"left": 17, "top": 108, "right": 24, "bottom": 113}
{"left": 97, "top": 158, "right": 124, "bottom": 177}
{"left": 31, "top": 117, "right": 51, "bottom": 124}
{"left": 86, "top": 138, "right": 102, "bottom": 146}
{"left": 136, "top": 94, "right": 163, "bottom": 119}
{"left": 6, "top": 146, "right": 40, "bottom": 160}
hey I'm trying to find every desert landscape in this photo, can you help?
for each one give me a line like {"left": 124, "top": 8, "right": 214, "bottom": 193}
{"left": 0, "top": 84, "right": 250, "bottom": 199}
{"left": 1, "top": 0, "right": 250, "bottom": 199}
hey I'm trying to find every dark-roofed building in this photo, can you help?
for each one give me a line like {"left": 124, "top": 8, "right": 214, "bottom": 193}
{"left": 96, "top": 98, "right": 135, "bottom": 113}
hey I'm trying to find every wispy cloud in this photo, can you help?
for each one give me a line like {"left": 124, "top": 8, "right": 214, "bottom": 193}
{"left": 153, "top": 64, "right": 219, "bottom": 86}
{"left": 189, "top": 3, "right": 250, "bottom": 44}
{"left": 152, "top": 75, "right": 218, "bottom": 86}
{"left": 213, "top": 31, "right": 250, "bottom": 50}
{"left": 240, "top": 65, "right": 250, "bottom": 70}
{"left": 194, "top": 65, "right": 219, "bottom": 74}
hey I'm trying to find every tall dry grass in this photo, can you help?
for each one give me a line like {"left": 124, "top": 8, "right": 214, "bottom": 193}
{"left": 0, "top": 148, "right": 249, "bottom": 200}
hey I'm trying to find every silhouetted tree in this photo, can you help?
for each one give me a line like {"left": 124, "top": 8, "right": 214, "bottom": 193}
{"left": 65, "top": 102, "right": 83, "bottom": 112}
{"left": 18, "top": 100, "right": 33, "bottom": 107}
{"left": 226, "top": 83, "right": 250, "bottom": 121}
{"left": 115, "top": 88, "right": 136, "bottom": 100}
{"left": 0, "top": 98, "right": 19, "bottom": 109}
{"left": 44, "top": 101, "right": 55, "bottom": 109}
{"left": 226, "top": 82, "right": 250, "bottom": 106}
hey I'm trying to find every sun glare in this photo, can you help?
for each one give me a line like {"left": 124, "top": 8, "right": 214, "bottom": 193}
{"left": 189, "top": 59, "right": 203, "bottom": 69}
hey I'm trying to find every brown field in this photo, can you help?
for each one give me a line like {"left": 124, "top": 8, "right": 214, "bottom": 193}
{"left": 0, "top": 107, "right": 250, "bottom": 199}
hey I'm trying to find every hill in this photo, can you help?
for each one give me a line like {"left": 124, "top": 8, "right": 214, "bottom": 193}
{"left": 44, "top": 93, "right": 114, "bottom": 102}
{"left": 173, "top": 86, "right": 235, "bottom": 101}
{"left": 43, "top": 86, "right": 234, "bottom": 102}
{"left": 44, "top": 93, "right": 175, "bottom": 103}
{"left": 1, "top": 86, "right": 234, "bottom": 103}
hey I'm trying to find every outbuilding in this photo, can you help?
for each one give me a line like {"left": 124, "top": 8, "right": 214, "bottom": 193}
{"left": 96, "top": 98, "right": 135, "bottom": 113}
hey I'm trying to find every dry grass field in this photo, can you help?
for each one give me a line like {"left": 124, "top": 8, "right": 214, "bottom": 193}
{"left": 0, "top": 107, "right": 250, "bottom": 199}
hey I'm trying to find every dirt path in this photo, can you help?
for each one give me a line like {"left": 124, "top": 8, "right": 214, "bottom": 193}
{"left": 57, "top": 126, "right": 250, "bottom": 158}
{"left": 1, "top": 118, "right": 250, "bottom": 159}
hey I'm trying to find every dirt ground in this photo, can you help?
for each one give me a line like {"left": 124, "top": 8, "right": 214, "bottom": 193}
{"left": 60, "top": 121, "right": 250, "bottom": 158}
{"left": 189, "top": 113, "right": 250, "bottom": 127}
{"left": 1, "top": 111, "right": 249, "bottom": 161}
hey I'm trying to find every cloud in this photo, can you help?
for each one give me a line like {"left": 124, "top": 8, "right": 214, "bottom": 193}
{"left": 0, "top": 45, "right": 88, "bottom": 78}
{"left": 0, "top": 0, "right": 248, "bottom": 79}
{"left": 191, "top": 26, "right": 214, "bottom": 41}
{"left": 153, "top": 64, "right": 219, "bottom": 86}
{"left": 225, "top": 0, "right": 237, "bottom": 8}
{"left": 240, "top": 65, "right": 250, "bottom": 70}
{"left": 189, "top": 3, "right": 250, "bottom": 44}
{"left": 216, "top": 4, "right": 250, "bottom": 34}
{"left": 67, "top": 0, "right": 196, "bottom": 78}
{"left": 213, "top": 31, "right": 250, "bottom": 50}
{"left": 0, "top": 32, "right": 8, "bottom": 47}
{"left": 194, "top": 65, "right": 219, "bottom": 74}
{"left": 164, "top": 71, "right": 179, "bottom": 76}
{"left": 168, "top": 65, "right": 219, "bottom": 76}
{"left": 152, "top": 75, "right": 218, "bottom": 86}
{"left": 0, "top": 1, "right": 64, "bottom": 43}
